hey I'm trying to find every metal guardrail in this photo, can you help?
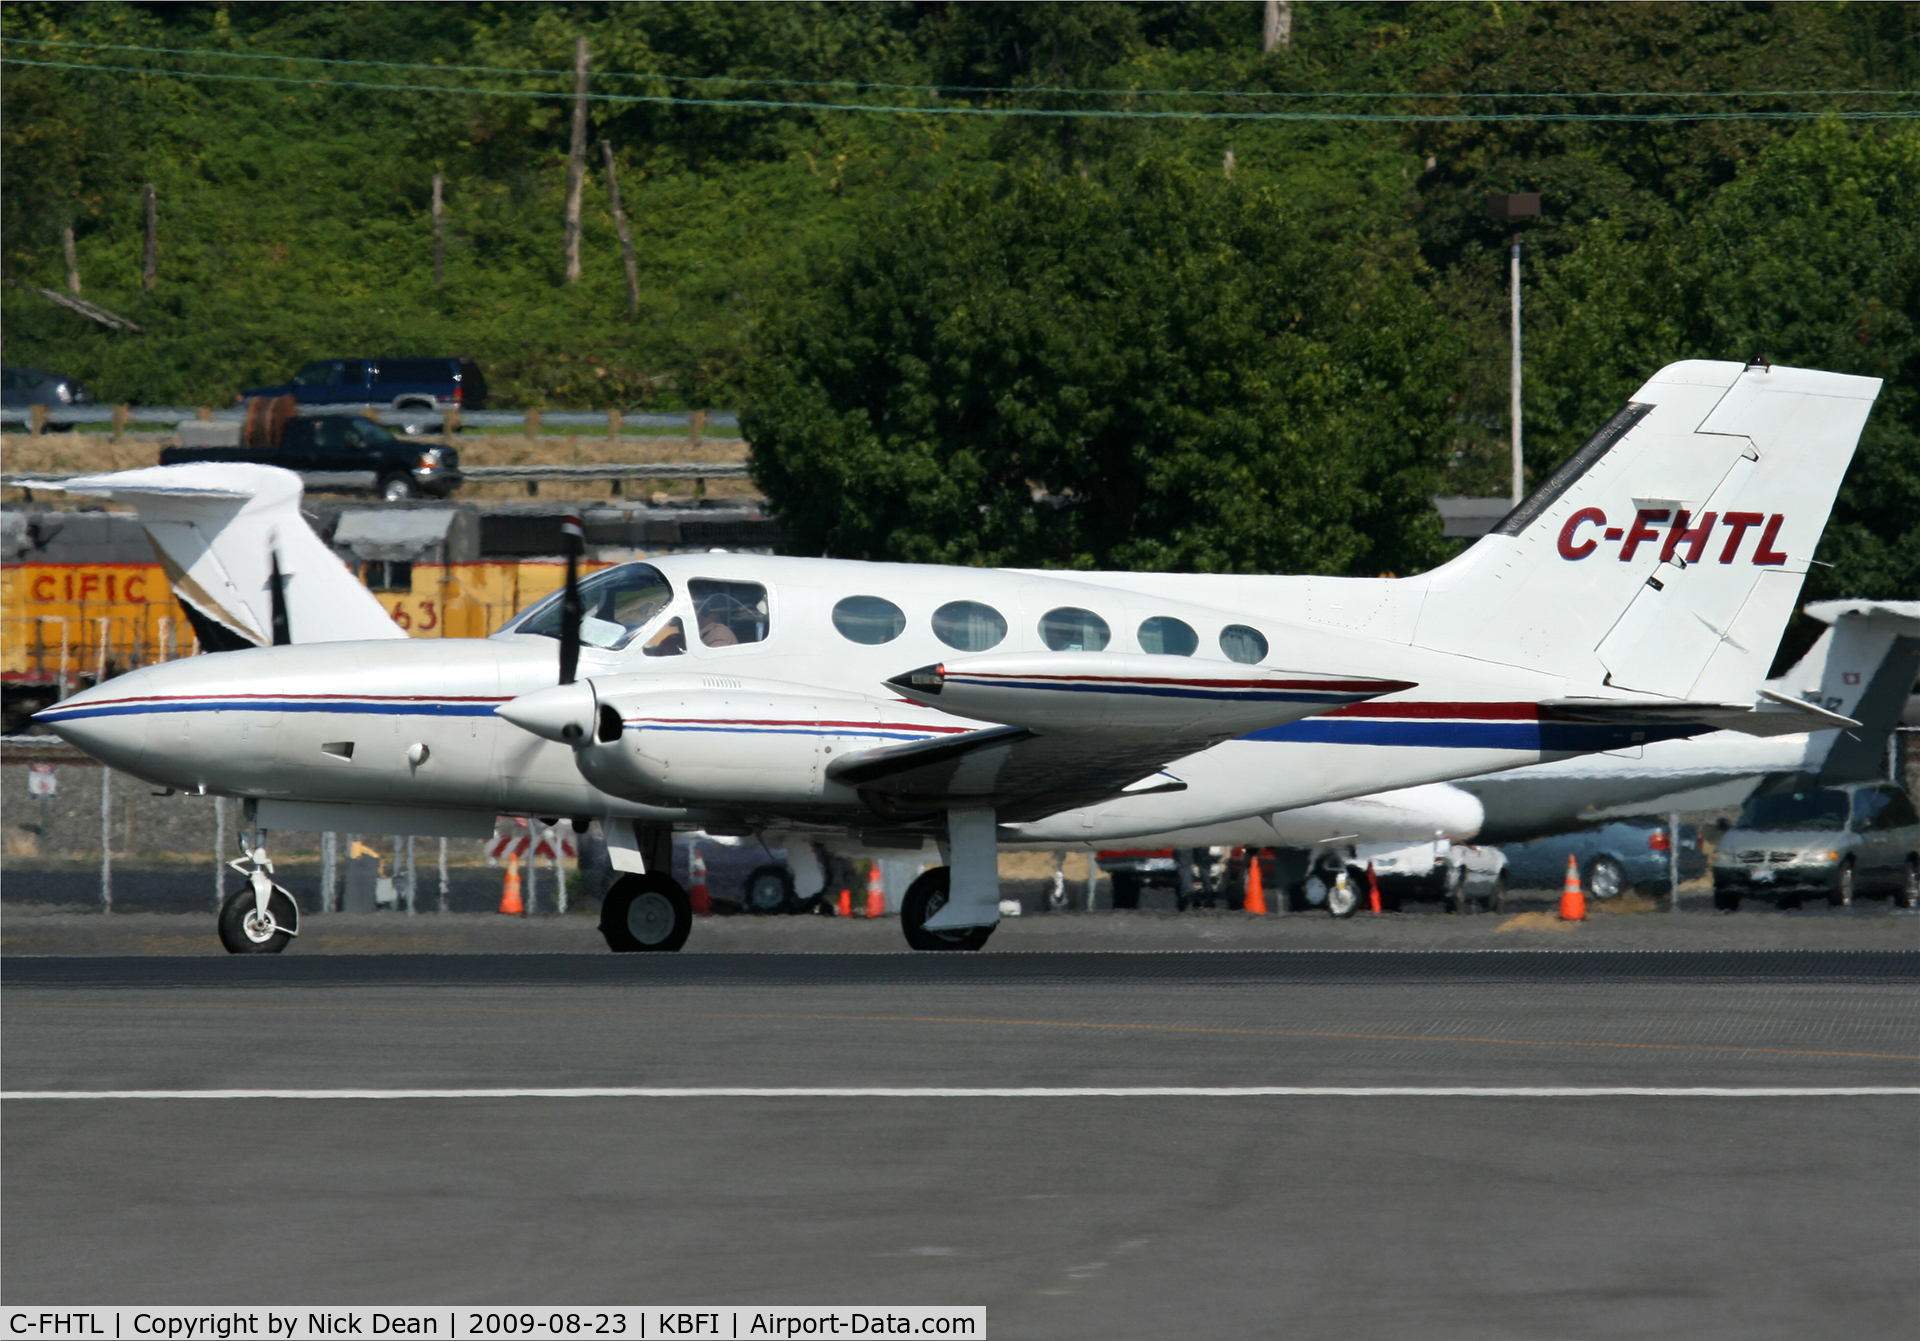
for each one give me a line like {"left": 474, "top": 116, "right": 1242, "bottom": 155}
{"left": 0, "top": 405, "right": 740, "bottom": 431}
{"left": 2, "top": 462, "right": 750, "bottom": 490}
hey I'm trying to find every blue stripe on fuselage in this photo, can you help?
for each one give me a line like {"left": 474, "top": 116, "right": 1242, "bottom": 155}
{"left": 1243, "top": 719, "right": 1702, "bottom": 750}
{"left": 37, "top": 699, "right": 505, "bottom": 723}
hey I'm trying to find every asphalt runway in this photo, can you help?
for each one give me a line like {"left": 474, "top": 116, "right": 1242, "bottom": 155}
{"left": 5, "top": 951, "right": 1917, "bottom": 1338}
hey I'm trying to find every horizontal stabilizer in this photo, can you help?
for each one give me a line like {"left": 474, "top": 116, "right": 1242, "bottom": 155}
{"left": 1539, "top": 693, "right": 1859, "bottom": 739}
{"left": 887, "top": 653, "right": 1414, "bottom": 736}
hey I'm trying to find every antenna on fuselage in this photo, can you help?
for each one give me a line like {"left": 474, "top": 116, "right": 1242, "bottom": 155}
{"left": 558, "top": 509, "right": 584, "bottom": 685}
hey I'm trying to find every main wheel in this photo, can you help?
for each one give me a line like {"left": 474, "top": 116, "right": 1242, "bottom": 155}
{"left": 600, "top": 873, "right": 692, "bottom": 952}
{"left": 218, "top": 883, "right": 297, "bottom": 954}
{"left": 743, "top": 863, "right": 795, "bottom": 914}
{"left": 900, "top": 867, "right": 993, "bottom": 952}
{"left": 1585, "top": 855, "right": 1628, "bottom": 902}
{"left": 1828, "top": 860, "right": 1855, "bottom": 908}
{"left": 1326, "top": 872, "right": 1360, "bottom": 918}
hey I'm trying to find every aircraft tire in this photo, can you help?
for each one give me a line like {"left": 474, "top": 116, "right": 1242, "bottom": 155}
{"left": 217, "top": 884, "right": 297, "bottom": 954}
{"left": 600, "top": 873, "right": 692, "bottom": 952}
{"left": 900, "top": 867, "right": 992, "bottom": 952}
{"left": 1325, "top": 871, "right": 1360, "bottom": 919}
{"left": 743, "top": 863, "right": 795, "bottom": 914}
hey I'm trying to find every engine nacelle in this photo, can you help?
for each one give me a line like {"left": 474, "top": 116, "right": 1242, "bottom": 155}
{"left": 572, "top": 685, "right": 953, "bottom": 807}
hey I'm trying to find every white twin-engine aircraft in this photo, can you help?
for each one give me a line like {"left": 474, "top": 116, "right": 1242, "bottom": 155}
{"left": 38, "top": 360, "right": 1881, "bottom": 951}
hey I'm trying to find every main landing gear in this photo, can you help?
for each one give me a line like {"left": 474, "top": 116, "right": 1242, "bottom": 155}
{"left": 217, "top": 839, "right": 300, "bottom": 954}
{"left": 900, "top": 867, "right": 994, "bottom": 952}
{"left": 600, "top": 872, "right": 693, "bottom": 952}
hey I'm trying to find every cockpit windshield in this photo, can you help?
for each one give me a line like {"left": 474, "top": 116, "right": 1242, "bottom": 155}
{"left": 505, "top": 563, "right": 673, "bottom": 651}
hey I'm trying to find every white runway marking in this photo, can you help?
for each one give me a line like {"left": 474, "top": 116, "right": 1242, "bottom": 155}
{"left": 4, "top": 1086, "right": 1916, "bottom": 1100}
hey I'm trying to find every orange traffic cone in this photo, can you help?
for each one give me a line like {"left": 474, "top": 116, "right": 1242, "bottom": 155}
{"left": 688, "top": 845, "right": 711, "bottom": 916}
{"left": 1243, "top": 849, "right": 1268, "bottom": 915}
{"left": 498, "top": 862, "right": 524, "bottom": 915}
{"left": 865, "top": 862, "right": 885, "bottom": 918}
{"left": 1366, "top": 862, "right": 1383, "bottom": 915}
{"left": 1559, "top": 854, "right": 1587, "bottom": 922}
{"left": 836, "top": 887, "right": 853, "bottom": 918}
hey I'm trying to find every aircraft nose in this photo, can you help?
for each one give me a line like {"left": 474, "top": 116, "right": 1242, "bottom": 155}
{"left": 34, "top": 679, "right": 152, "bottom": 773}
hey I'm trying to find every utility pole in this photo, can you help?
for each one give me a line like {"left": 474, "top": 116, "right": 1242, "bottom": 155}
{"left": 63, "top": 225, "right": 81, "bottom": 295}
{"left": 600, "top": 141, "right": 642, "bottom": 320}
{"left": 142, "top": 184, "right": 158, "bottom": 291}
{"left": 1487, "top": 193, "right": 1540, "bottom": 504}
{"left": 563, "top": 37, "right": 591, "bottom": 284}
{"left": 1263, "top": 0, "right": 1292, "bottom": 53}
{"left": 431, "top": 172, "right": 445, "bottom": 287}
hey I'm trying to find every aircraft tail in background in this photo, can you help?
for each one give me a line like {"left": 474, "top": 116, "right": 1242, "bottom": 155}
{"left": 54, "top": 463, "right": 403, "bottom": 649}
{"left": 1780, "top": 601, "right": 1920, "bottom": 784}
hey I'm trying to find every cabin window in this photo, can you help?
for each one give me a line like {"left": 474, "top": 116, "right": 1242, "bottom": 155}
{"left": 932, "top": 600, "right": 1007, "bottom": 652}
{"left": 691, "top": 579, "right": 769, "bottom": 647}
{"left": 509, "top": 562, "right": 673, "bottom": 651}
{"left": 1039, "top": 607, "right": 1110, "bottom": 652}
{"left": 1219, "top": 624, "right": 1269, "bottom": 664}
{"left": 1137, "top": 616, "right": 1197, "bottom": 656}
{"left": 833, "top": 595, "right": 907, "bottom": 645}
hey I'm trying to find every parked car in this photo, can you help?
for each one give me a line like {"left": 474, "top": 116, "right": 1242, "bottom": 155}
{"left": 238, "top": 357, "right": 488, "bottom": 426}
{"left": 161, "top": 414, "right": 462, "bottom": 501}
{"left": 1353, "top": 839, "right": 1510, "bottom": 913}
{"left": 2, "top": 365, "right": 91, "bottom": 420}
{"left": 1711, "top": 782, "right": 1920, "bottom": 909}
{"left": 1500, "top": 816, "right": 1706, "bottom": 901}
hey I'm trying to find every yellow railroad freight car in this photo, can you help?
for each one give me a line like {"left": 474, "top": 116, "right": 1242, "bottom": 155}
{"left": 3, "top": 559, "right": 600, "bottom": 688}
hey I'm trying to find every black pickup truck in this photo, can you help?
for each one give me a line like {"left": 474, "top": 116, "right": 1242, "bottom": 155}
{"left": 161, "top": 415, "right": 463, "bottom": 501}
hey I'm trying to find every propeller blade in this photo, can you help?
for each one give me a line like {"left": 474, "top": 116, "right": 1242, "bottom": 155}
{"left": 268, "top": 546, "right": 291, "bottom": 646}
{"left": 558, "top": 508, "right": 584, "bottom": 685}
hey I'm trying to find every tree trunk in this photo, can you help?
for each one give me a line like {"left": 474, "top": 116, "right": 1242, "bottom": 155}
{"left": 142, "top": 184, "right": 158, "bottom": 291}
{"left": 63, "top": 225, "right": 81, "bottom": 295}
{"left": 563, "top": 37, "right": 591, "bottom": 284}
{"left": 1263, "top": 0, "right": 1292, "bottom": 53}
{"left": 432, "top": 172, "right": 445, "bottom": 286}
{"left": 599, "top": 141, "right": 642, "bottom": 320}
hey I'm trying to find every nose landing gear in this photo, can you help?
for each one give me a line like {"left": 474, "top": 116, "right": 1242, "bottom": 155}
{"left": 217, "top": 841, "right": 300, "bottom": 954}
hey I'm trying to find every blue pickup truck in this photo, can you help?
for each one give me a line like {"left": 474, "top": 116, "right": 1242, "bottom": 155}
{"left": 239, "top": 357, "right": 489, "bottom": 422}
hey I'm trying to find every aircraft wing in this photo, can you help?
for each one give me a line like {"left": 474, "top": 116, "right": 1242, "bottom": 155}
{"left": 827, "top": 723, "right": 1197, "bottom": 823}
{"left": 835, "top": 654, "right": 1416, "bottom": 822}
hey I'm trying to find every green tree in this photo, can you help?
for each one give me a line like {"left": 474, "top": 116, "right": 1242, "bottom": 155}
{"left": 1532, "top": 121, "right": 1920, "bottom": 603}
{"left": 744, "top": 158, "right": 1461, "bottom": 576}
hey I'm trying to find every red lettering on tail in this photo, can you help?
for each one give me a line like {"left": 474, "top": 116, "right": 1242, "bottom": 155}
{"left": 1618, "top": 509, "right": 1670, "bottom": 561}
{"left": 1660, "top": 510, "right": 1718, "bottom": 564}
{"left": 1751, "top": 513, "right": 1788, "bottom": 565}
{"left": 1557, "top": 508, "right": 1606, "bottom": 559}
{"left": 1719, "top": 512, "right": 1764, "bottom": 563}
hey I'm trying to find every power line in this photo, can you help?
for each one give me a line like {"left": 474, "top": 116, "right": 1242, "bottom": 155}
{"left": 5, "top": 55, "right": 1916, "bottom": 124}
{"left": 1, "top": 35, "right": 1913, "bottom": 104}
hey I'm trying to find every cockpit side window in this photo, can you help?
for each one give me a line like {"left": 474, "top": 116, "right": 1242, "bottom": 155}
{"left": 505, "top": 563, "right": 674, "bottom": 651}
{"left": 691, "top": 579, "right": 769, "bottom": 647}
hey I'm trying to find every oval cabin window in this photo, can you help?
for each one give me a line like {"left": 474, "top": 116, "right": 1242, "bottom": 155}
{"left": 1039, "top": 607, "right": 1111, "bottom": 652}
{"left": 1137, "top": 616, "right": 1197, "bottom": 656}
{"left": 832, "top": 595, "right": 907, "bottom": 645}
{"left": 1219, "top": 624, "right": 1269, "bottom": 664}
{"left": 931, "top": 601, "right": 1008, "bottom": 652}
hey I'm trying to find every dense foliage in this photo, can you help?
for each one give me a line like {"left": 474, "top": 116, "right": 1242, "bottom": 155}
{"left": 3, "top": 2, "right": 1917, "bottom": 592}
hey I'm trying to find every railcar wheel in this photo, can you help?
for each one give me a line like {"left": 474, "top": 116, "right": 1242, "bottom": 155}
{"left": 217, "top": 884, "right": 297, "bottom": 954}
{"left": 900, "top": 867, "right": 993, "bottom": 952}
{"left": 600, "top": 873, "right": 692, "bottom": 952}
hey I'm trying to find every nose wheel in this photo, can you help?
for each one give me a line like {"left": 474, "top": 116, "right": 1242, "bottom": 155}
{"left": 600, "top": 873, "right": 693, "bottom": 952}
{"left": 217, "top": 840, "right": 301, "bottom": 955}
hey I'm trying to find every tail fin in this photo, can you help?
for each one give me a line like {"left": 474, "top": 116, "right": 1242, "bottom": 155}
{"left": 55, "top": 463, "right": 403, "bottom": 647}
{"left": 1773, "top": 601, "right": 1920, "bottom": 783}
{"left": 1415, "top": 360, "right": 1882, "bottom": 700}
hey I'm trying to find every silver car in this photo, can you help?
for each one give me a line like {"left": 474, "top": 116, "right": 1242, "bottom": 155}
{"left": 1711, "top": 782, "right": 1920, "bottom": 910}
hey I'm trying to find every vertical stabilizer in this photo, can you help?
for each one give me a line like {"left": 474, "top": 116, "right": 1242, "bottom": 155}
{"left": 54, "top": 463, "right": 404, "bottom": 646}
{"left": 1413, "top": 361, "right": 1881, "bottom": 701}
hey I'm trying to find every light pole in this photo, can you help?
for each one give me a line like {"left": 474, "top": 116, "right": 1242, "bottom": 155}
{"left": 1487, "top": 193, "right": 1541, "bottom": 505}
